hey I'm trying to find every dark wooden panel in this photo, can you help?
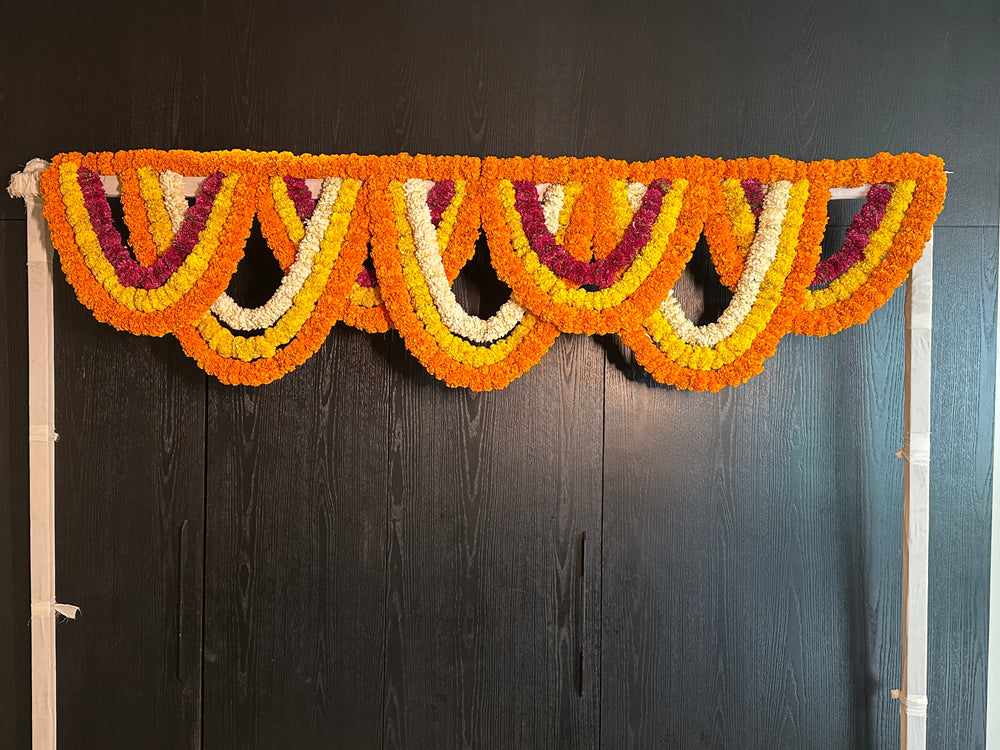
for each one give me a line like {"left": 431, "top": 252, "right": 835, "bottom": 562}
{"left": 193, "top": 3, "right": 394, "bottom": 747}
{"left": 3, "top": 1, "right": 998, "bottom": 224}
{"left": 0, "top": 0, "right": 203, "bottom": 219}
{"left": 926, "top": 227, "right": 996, "bottom": 749}
{"left": 591, "top": 2, "right": 997, "bottom": 746}
{"left": 383, "top": 332, "right": 603, "bottom": 749}
{"left": 372, "top": 2, "right": 603, "bottom": 746}
{"left": 52, "top": 266, "right": 206, "bottom": 749}
{"left": 0, "top": 4, "right": 211, "bottom": 746}
{"left": 528, "top": 0, "right": 999, "bottom": 228}
{"left": 202, "top": 328, "right": 390, "bottom": 750}
{"left": 601, "top": 259, "right": 908, "bottom": 747}
{"left": 0, "top": 221, "right": 31, "bottom": 750}
{"left": 0, "top": 4, "right": 208, "bottom": 748}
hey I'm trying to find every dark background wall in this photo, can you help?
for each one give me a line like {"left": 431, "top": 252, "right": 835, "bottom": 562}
{"left": 1, "top": 1, "right": 997, "bottom": 748}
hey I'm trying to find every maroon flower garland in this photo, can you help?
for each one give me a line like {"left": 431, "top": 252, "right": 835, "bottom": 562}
{"left": 811, "top": 183, "right": 893, "bottom": 286}
{"left": 427, "top": 179, "right": 456, "bottom": 225}
{"left": 741, "top": 178, "right": 765, "bottom": 218}
{"left": 511, "top": 178, "right": 669, "bottom": 290}
{"left": 79, "top": 167, "right": 224, "bottom": 290}
{"left": 283, "top": 175, "right": 315, "bottom": 219}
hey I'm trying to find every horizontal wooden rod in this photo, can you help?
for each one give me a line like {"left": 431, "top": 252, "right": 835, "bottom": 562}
{"left": 96, "top": 175, "right": 874, "bottom": 201}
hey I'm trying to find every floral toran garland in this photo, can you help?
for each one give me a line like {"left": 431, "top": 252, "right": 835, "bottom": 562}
{"left": 38, "top": 150, "right": 946, "bottom": 390}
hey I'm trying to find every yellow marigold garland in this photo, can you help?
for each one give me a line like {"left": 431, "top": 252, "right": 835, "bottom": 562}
{"left": 369, "top": 163, "right": 560, "bottom": 391}
{"left": 37, "top": 150, "right": 946, "bottom": 390}
{"left": 137, "top": 167, "right": 179, "bottom": 258}
{"left": 622, "top": 179, "right": 810, "bottom": 391}
{"left": 792, "top": 153, "right": 946, "bottom": 336}
{"left": 175, "top": 180, "right": 362, "bottom": 381}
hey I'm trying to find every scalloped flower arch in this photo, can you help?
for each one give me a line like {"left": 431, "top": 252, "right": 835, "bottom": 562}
{"left": 39, "top": 150, "right": 946, "bottom": 390}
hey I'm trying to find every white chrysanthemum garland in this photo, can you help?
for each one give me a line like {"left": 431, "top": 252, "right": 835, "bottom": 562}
{"left": 403, "top": 178, "right": 526, "bottom": 344}
{"left": 626, "top": 181, "right": 647, "bottom": 215}
{"left": 159, "top": 170, "right": 188, "bottom": 233}
{"left": 539, "top": 183, "right": 564, "bottom": 234}
{"left": 658, "top": 180, "right": 792, "bottom": 348}
{"left": 206, "top": 177, "right": 344, "bottom": 331}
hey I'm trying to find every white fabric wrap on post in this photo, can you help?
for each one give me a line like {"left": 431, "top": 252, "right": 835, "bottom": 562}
{"left": 896, "top": 233, "right": 933, "bottom": 750}
{"left": 8, "top": 159, "right": 79, "bottom": 750}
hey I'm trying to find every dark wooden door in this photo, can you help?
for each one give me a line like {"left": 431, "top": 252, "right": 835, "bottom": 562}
{"left": 1, "top": 1, "right": 997, "bottom": 749}
{"left": 601, "top": 293, "right": 907, "bottom": 747}
{"left": 53, "top": 279, "right": 206, "bottom": 750}
{"left": 199, "top": 248, "right": 603, "bottom": 748}
{"left": 202, "top": 330, "right": 390, "bottom": 749}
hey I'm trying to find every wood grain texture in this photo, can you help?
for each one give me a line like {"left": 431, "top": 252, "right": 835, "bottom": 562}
{"left": 0, "top": 1, "right": 200, "bottom": 219}
{"left": 52, "top": 261, "right": 206, "bottom": 750}
{"left": 0, "top": 221, "right": 31, "bottom": 750}
{"left": 376, "top": 3, "right": 603, "bottom": 746}
{"left": 541, "top": 0, "right": 999, "bottom": 228}
{"left": 0, "top": 1, "right": 997, "bottom": 749}
{"left": 0, "top": 6, "right": 217, "bottom": 742}
{"left": 2, "top": 1, "right": 997, "bottom": 225}
{"left": 926, "top": 227, "right": 996, "bottom": 750}
{"left": 1, "top": 20, "right": 32, "bottom": 750}
{"left": 383, "top": 330, "right": 603, "bottom": 750}
{"left": 202, "top": 327, "right": 390, "bottom": 750}
{"left": 601, "top": 240, "right": 908, "bottom": 747}
{"left": 194, "top": 2, "right": 395, "bottom": 745}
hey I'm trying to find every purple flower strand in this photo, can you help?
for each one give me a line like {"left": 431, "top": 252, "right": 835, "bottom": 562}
{"left": 285, "top": 175, "right": 376, "bottom": 285}
{"left": 283, "top": 176, "right": 316, "bottom": 222}
{"left": 811, "top": 183, "right": 893, "bottom": 286}
{"left": 512, "top": 179, "right": 669, "bottom": 290}
{"left": 427, "top": 180, "right": 456, "bottom": 227}
{"left": 79, "top": 167, "right": 224, "bottom": 290}
{"left": 740, "top": 179, "right": 764, "bottom": 218}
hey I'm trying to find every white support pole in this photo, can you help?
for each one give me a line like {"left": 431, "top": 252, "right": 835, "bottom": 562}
{"left": 829, "top": 185, "right": 933, "bottom": 749}
{"left": 896, "top": 232, "right": 933, "bottom": 749}
{"left": 8, "top": 160, "right": 79, "bottom": 750}
{"left": 988, "top": 213, "right": 1000, "bottom": 750}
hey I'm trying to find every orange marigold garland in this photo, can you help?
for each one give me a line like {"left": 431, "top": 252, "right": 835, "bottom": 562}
{"left": 341, "top": 183, "right": 394, "bottom": 333}
{"left": 369, "top": 156, "right": 560, "bottom": 391}
{"left": 116, "top": 167, "right": 161, "bottom": 267}
{"left": 792, "top": 153, "right": 947, "bottom": 336}
{"left": 41, "top": 152, "right": 257, "bottom": 337}
{"left": 622, "top": 176, "right": 815, "bottom": 390}
{"left": 36, "top": 150, "right": 946, "bottom": 390}
{"left": 174, "top": 178, "right": 369, "bottom": 385}
{"left": 481, "top": 155, "right": 706, "bottom": 335}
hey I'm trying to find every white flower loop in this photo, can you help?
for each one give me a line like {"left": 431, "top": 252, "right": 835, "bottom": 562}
{"left": 403, "top": 179, "right": 525, "bottom": 344}
{"left": 659, "top": 180, "right": 792, "bottom": 348}
{"left": 209, "top": 178, "right": 344, "bottom": 331}
{"left": 626, "top": 181, "right": 647, "bottom": 215}
{"left": 159, "top": 170, "right": 188, "bottom": 233}
{"left": 541, "top": 183, "right": 565, "bottom": 235}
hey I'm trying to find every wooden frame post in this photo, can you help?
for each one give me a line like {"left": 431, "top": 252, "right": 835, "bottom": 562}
{"left": 897, "top": 234, "right": 933, "bottom": 749}
{"left": 8, "top": 159, "right": 75, "bottom": 750}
